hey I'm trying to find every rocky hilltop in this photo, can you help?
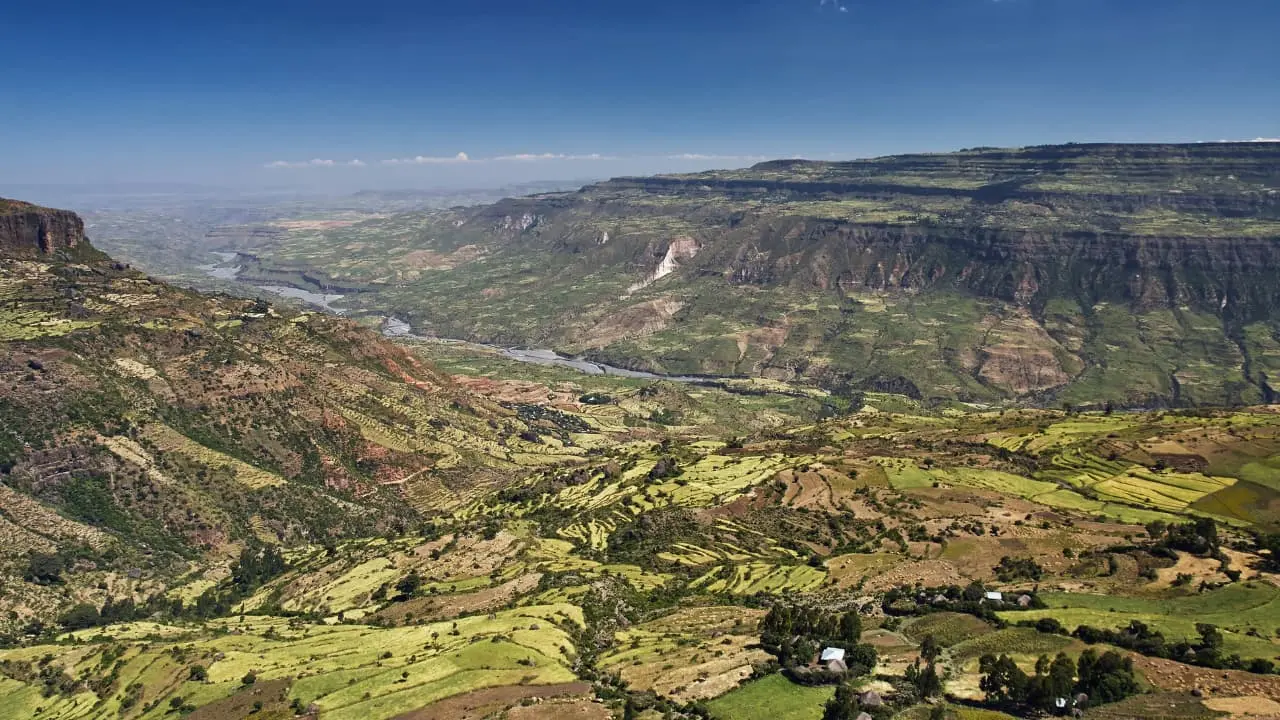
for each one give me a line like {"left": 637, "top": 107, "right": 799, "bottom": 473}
{"left": 0, "top": 198, "right": 88, "bottom": 257}
{"left": 143, "top": 143, "right": 1280, "bottom": 405}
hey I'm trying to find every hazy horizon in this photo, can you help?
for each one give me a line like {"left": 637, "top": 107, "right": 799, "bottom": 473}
{"left": 4, "top": 0, "right": 1278, "bottom": 191}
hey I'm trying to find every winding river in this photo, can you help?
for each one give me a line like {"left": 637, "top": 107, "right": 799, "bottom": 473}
{"left": 201, "top": 252, "right": 702, "bottom": 383}
{"left": 380, "top": 317, "right": 704, "bottom": 382}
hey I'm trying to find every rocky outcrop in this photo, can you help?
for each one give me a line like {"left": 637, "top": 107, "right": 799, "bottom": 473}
{"left": 702, "top": 220, "right": 1280, "bottom": 322}
{"left": 0, "top": 199, "right": 86, "bottom": 257}
{"left": 605, "top": 142, "right": 1280, "bottom": 216}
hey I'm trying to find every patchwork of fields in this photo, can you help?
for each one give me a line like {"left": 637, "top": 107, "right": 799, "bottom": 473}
{"left": 0, "top": 605, "right": 582, "bottom": 720}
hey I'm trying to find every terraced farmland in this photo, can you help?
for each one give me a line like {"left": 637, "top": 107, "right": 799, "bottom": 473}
{"left": 0, "top": 606, "right": 582, "bottom": 720}
{"left": 1000, "top": 583, "right": 1280, "bottom": 662}
{"left": 5, "top": 204, "right": 1280, "bottom": 719}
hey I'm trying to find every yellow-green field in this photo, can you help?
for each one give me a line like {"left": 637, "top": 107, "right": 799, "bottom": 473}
{"left": 1000, "top": 583, "right": 1280, "bottom": 662}
{"left": 0, "top": 606, "right": 582, "bottom": 720}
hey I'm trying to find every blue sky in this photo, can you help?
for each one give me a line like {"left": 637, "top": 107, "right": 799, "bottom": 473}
{"left": 3, "top": 0, "right": 1278, "bottom": 190}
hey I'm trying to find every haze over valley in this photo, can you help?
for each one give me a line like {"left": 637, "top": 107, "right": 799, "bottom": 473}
{"left": 3, "top": 1, "right": 1280, "bottom": 719}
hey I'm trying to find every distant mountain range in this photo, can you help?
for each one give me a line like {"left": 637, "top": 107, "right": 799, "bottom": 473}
{"left": 189, "top": 142, "right": 1280, "bottom": 408}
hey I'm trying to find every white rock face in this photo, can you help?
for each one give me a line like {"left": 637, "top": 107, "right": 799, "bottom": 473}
{"left": 500, "top": 213, "right": 539, "bottom": 231}
{"left": 628, "top": 237, "right": 698, "bottom": 293}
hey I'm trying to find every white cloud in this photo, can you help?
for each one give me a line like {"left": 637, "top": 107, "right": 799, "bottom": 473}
{"left": 493, "top": 153, "right": 558, "bottom": 162}
{"left": 492, "top": 153, "right": 611, "bottom": 162}
{"left": 265, "top": 158, "right": 364, "bottom": 169}
{"left": 1252, "top": 137, "right": 1280, "bottom": 143}
{"left": 263, "top": 151, "right": 769, "bottom": 170}
{"left": 382, "top": 152, "right": 471, "bottom": 165}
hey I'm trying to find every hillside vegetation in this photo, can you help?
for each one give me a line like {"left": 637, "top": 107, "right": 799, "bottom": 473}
{"left": 3, "top": 196, "right": 1280, "bottom": 719}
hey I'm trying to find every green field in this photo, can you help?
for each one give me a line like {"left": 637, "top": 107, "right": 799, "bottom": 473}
{"left": 902, "top": 613, "right": 995, "bottom": 648}
{"left": 949, "top": 628, "right": 1080, "bottom": 666}
{"left": 0, "top": 606, "right": 582, "bottom": 720}
{"left": 1001, "top": 584, "right": 1280, "bottom": 661}
{"left": 706, "top": 674, "right": 835, "bottom": 720}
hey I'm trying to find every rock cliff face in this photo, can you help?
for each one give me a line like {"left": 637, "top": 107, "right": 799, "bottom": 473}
{"left": 697, "top": 220, "right": 1280, "bottom": 322}
{"left": 180, "top": 142, "right": 1280, "bottom": 404}
{"left": 0, "top": 199, "right": 86, "bottom": 257}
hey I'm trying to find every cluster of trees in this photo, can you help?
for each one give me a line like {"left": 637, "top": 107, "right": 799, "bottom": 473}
{"left": 1066, "top": 620, "right": 1277, "bottom": 675}
{"left": 1146, "top": 519, "right": 1220, "bottom": 557}
{"left": 22, "top": 545, "right": 107, "bottom": 586}
{"left": 56, "top": 546, "right": 291, "bottom": 631}
{"left": 371, "top": 569, "right": 425, "bottom": 603}
{"left": 993, "top": 556, "right": 1043, "bottom": 582}
{"left": 185, "top": 546, "right": 288, "bottom": 618}
{"left": 1254, "top": 532, "right": 1280, "bottom": 572}
{"left": 59, "top": 596, "right": 144, "bottom": 630}
{"left": 0, "top": 658, "right": 80, "bottom": 698}
{"left": 979, "top": 649, "right": 1138, "bottom": 712}
{"left": 760, "top": 604, "right": 877, "bottom": 682}
{"left": 648, "top": 409, "right": 682, "bottom": 426}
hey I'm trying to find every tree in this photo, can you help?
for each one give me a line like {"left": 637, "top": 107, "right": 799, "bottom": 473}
{"left": 962, "top": 581, "right": 986, "bottom": 602}
{"left": 839, "top": 611, "right": 861, "bottom": 644}
{"left": 241, "top": 671, "right": 257, "bottom": 686}
{"left": 1256, "top": 533, "right": 1280, "bottom": 572}
{"left": 24, "top": 553, "right": 64, "bottom": 585}
{"left": 994, "top": 556, "right": 1043, "bottom": 582}
{"left": 58, "top": 603, "right": 101, "bottom": 630}
{"left": 1027, "top": 652, "right": 1077, "bottom": 710}
{"left": 822, "top": 682, "right": 860, "bottom": 720}
{"left": 979, "top": 654, "right": 1029, "bottom": 705}
{"left": 845, "top": 643, "right": 878, "bottom": 676}
{"left": 189, "top": 665, "right": 207, "bottom": 681}
{"left": 1076, "top": 649, "right": 1138, "bottom": 705}
{"left": 395, "top": 570, "right": 422, "bottom": 599}
{"left": 916, "top": 661, "right": 943, "bottom": 698}
{"left": 920, "top": 634, "right": 941, "bottom": 663}
{"left": 1193, "top": 623, "right": 1224, "bottom": 666}
{"left": 100, "top": 597, "right": 136, "bottom": 624}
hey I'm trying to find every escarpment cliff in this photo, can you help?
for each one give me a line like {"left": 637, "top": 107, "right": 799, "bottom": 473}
{"left": 698, "top": 220, "right": 1280, "bottom": 322}
{"left": 0, "top": 198, "right": 87, "bottom": 257}
{"left": 147, "top": 142, "right": 1280, "bottom": 404}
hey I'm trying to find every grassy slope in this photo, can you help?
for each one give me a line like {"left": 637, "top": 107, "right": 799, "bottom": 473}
{"left": 6, "top": 204, "right": 1280, "bottom": 720}
{"left": 706, "top": 674, "right": 835, "bottom": 720}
